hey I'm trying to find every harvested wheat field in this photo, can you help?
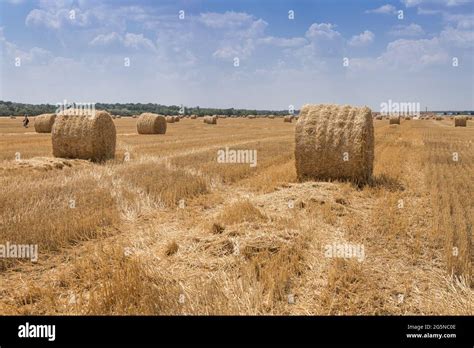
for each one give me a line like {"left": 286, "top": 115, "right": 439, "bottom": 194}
{"left": 0, "top": 115, "right": 472, "bottom": 315}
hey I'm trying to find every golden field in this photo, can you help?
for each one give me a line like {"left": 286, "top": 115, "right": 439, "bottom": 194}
{"left": 0, "top": 116, "right": 472, "bottom": 315}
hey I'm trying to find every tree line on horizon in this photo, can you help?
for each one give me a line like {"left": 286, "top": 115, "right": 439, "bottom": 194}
{"left": 0, "top": 101, "right": 292, "bottom": 117}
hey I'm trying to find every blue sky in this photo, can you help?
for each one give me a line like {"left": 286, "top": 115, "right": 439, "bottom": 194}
{"left": 0, "top": 0, "right": 473, "bottom": 110}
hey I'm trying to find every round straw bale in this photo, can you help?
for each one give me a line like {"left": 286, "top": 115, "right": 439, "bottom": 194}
{"left": 404, "top": 116, "right": 411, "bottom": 120}
{"left": 203, "top": 116, "right": 217, "bottom": 124}
{"left": 136, "top": 113, "right": 167, "bottom": 134}
{"left": 454, "top": 116, "right": 467, "bottom": 127}
{"left": 268, "top": 115, "right": 275, "bottom": 119}
{"left": 376, "top": 116, "right": 382, "bottom": 120}
{"left": 295, "top": 104, "right": 374, "bottom": 184}
{"left": 52, "top": 110, "right": 116, "bottom": 162}
{"left": 190, "top": 115, "right": 197, "bottom": 119}
{"left": 34, "top": 114, "right": 56, "bottom": 133}
{"left": 435, "top": 116, "right": 443, "bottom": 120}
{"left": 166, "top": 116, "right": 175, "bottom": 123}
{"left": 173, "top": 116, "right": 180, "bottom": 122}
{"left": 10, "top": 116, "right": 16, "bottom": 119}
{"left": 389, "top": 115, "right": 400, "bottom": 125}
{"left": 284, "top": 116, "right": 293, "bottom": 123}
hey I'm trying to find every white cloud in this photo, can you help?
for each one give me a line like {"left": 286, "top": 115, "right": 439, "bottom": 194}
{"left": 402, "top": 0, "right": 423, "bottom": 7}
{"left": 199, "top": 11, "right": 254, "bottom": 29}
{"left": 257, "top": 36, "right": 307, "bottom": 48}
{"left": 444, "top": 13, "right": 474, "bottom": 29}
{"left": 0, "top": 28, "right": 54, "bottom": 65}
{"left": 306, "top": 23, "right": 341, "bottom": 40}
{"left": 89, "top": 32, "right": 156, "bottom": 51}
{"left": 389, "top": 24, "right": 425, "bottom": 36}
{"left": 402, "top": 0, "right": 472, "bottom": 6}
{"left": 365, "top": 4, "right": 397, "bottom": 14}
{"left": 380, "top": 38, "right": 449, "bottom": 68}
{"left": 89, "top": 32, "right": 121, "bottom": 46}
{"left": 349, "top": 30, "right": 375, "bottom": 46}
{"left": 25, "top": 7, "right": 91, "bottom": 29}
{"left": 439, "top": 26, "right": 474, "bottom": 47}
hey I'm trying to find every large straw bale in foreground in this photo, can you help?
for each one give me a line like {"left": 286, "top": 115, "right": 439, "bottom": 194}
{"left": 203, "top": 116, "right": 217, "bottom": 124}
{"left": 52, "top": 110, "right": 116, "bottom": 162}
{"left": 454, "top": 116, "right": 467, "bottom": 127}
{"left": 389, "top": 115, "right": 400, "bottom": 125}
{"left": 295, "top": 104, "right": 374, "bottom": 184}
{"left": 34, "top": 114, "right": 56, "bottom": 133}
{"left": 136, "top": 113, "right": 167, "bottom": 134}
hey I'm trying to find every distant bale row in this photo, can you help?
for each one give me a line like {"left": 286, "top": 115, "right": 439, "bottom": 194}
{"left": 454, "top": 116, "right": 467, "bottom": 127}
{"left": 52, "top": 110, "right": 116, "bottom": 162}
{"left": 34, "top": 114, "right": 56, "bottom": 133}
{"left": 137, "top": 113, "right": 167, "bottom": 134}
{"left": 389, "top": 116, "right": 400, "bottom": 125}
{"left": 203, "top": 116, "right": 217, "bottom": 124}
{"left": 295, "top": 104, "right": 374, "bottom": 184}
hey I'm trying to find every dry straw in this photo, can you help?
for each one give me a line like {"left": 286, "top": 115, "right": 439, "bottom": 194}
{"left": 173, "top": 116, "right": 180, "bottom": 122}
{"left": 136, "top": 113, "right": 167, "bottom": 134}
{"left": 268, "top": 115, "right": 275, "bottom": 119}
{"left": 295, "top": 104, "right": 374, "bottom": 184}
{"left": 52, "top": 110, "right": 116, "bottom": 162}
{"left": 10, "top": 116, "right": 16, "bottom": 119}
{"left": 284, "top": 116, "right": 293, "bottom": 123}
{"left": 34, "top": 114, "right": 56, "bottom": 133}
{"left": 203, "top": 116, "right": 217, "bottom": 124}
{"left": 166, "top": 116, "right": 175, "bottom": 123}
{"left": 190, "top": 115, "right": 197, "bottom": 119}
{"left": 436, "top": 116, "right": 443, "bottom": 120}
{"left": 454, "top": 116, "right": 467, "bottom": 127}
{"left": 389, "top": 115, "right": 400, "bottom": 125}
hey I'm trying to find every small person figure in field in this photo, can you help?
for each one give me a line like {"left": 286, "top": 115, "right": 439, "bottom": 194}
{"left": 23, "top": 114, "right": 29, "bottom": 128}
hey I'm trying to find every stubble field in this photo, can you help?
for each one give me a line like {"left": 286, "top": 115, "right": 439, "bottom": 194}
{"left": 0, "top": 116, "right": 472, "bottom": 315}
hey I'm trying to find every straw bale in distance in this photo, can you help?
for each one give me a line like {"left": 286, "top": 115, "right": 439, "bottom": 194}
{"left": 203, "top": 116, "right": 217, "bottom": 124}
{"left": 190, "top": 115, "right": 197, "bottom": 119}
{"left": 173, "top": 116, "right": 180, "bottom": 122}
{"left": 34, "top": 114, "right": 56, "bottom": 133}
{"left": 454, "top": 116, "right": 467, "bottom": 127}
{"left": 295, "top": 104, "right": 374, "bottom": 184}
{"left": 136, "top": 113, "right": 167, "bottom": 134}
{"left": 389, "top": 115, "right": 400, "bottom": 125}
{"left": 284, "top": 116, "right": 293, "bottom": 123}
{"left": 166, "top": 116, "right": 175, "bottom": 123}
{"left": 52, "top": 110, "right": 116, "bottom": 162}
